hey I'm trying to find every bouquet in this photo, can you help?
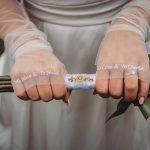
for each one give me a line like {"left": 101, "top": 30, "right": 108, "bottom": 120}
{"left": 0, "top": 74, "right": 150, "bottom": 122}
{"left": 0, "top": 39, "right": 150, "bottom": 121}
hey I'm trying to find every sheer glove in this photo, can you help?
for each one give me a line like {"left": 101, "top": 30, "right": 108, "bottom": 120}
{"left": 0, "top": 0, "right": 70, "bottom": 103}
{"left": 95, "top": 0, "right": 150, "bottom": 104}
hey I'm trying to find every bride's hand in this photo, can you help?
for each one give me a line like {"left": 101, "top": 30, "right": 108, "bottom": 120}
{"left": 11, "top": 50, "right": 70, "bottom": 103}
{"left": 95, "top": 30, "right": 150, "bottom": 104}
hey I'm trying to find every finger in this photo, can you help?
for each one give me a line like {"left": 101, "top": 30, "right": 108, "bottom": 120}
{"left": 11, "top": 76, "right": 29, "bottom": 100}
{"left": 137, "top": 61, "right": 150, "bottom": 104}
{"left": 63, "top": 89, "right": 72, "bottom": 104}
{"left": 124, "top": 71, "right": 139, "bottom": 101}
{"left": 23, "top": 78, "right": 40, "bottom": 101}
{"left": 95, "top": 70, "right": 109, "bottom": 98}
{"left": 137, "top": 80, "right": 149, "bottom": 105}
{"left": 109, "top": 70, "right": 123, "bottom": 99}
{"left": 50, "top": 74, "right": 67, "bottom": 100}
{"left": 61, "top": 67, "right": 71, "bottom": 103}
{"left": 35, "top": 75, "right": 53, "bottom": 102}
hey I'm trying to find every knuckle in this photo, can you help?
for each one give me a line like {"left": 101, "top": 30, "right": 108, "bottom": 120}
{"left": 96, "top": 87, "right": 107, "bottom": 95}
{"left": 96, "top": 84, "right": 107, "bottom": 94}
{"left": 124, "top": 93, "right": 137, "bottom": 101}
{"left": 41, "top": 93, "right": 53, "bottom": 101}
{"left": 29, "top": 95, "right": 39, "bottom": 101}
{"left": 54, "top": 90, "right": 66, "bottom": 99}
{"left": 47, "top": 93, "right": 53, "bottom": 100}
{"left": 124, "top": 95, "right": 136, "bottom": 101}
{"left": 17, "top": 94, "right": 29, "bottom": 101}
{"left": 109, "top": 90, "right": 122, "bottom": 98}
{"left": 109, "top": 83, "right": 122, "bottom": 98}
{"left": 27, "top": 91, "right": 39, "bottom": 100}
{"left": 42, "top": 96, "right": 51, "bottom": 101}
{"left": 125, "top": 82, "right": 137, "bottom": 91}
{"left": 140, "top": 84, "right": 149, "bottom": 93}
{"left": 12, "top": 70, "right": 32, "bottom": 81}
{"left": 40, "top": 88, "right": 53, "bottom": 101}
{"left": 139, "top": 89, "right": 149, "bottom": 96}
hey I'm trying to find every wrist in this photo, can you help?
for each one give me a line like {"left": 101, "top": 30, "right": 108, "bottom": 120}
{"left": 107, "top": 18, "right": 146, "bottom": 41}
{"left": 11, "top": 39, "right": 53, "bottom": 59}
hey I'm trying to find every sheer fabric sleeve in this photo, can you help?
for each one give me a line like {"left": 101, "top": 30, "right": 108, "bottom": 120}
{"left": 106, "top": 0, "right": 150, "bottom": 41}
{"left": 0, "top": 0, "right": 53, "bottom": 60}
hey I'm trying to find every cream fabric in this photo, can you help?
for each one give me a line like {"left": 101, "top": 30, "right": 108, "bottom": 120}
{"left": 0, "top": 0, "right": 150, "bottom": 150}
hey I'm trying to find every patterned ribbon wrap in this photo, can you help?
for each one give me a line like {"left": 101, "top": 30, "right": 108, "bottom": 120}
{"left": 64, "top": 74, "right": 96, "bottom": 90}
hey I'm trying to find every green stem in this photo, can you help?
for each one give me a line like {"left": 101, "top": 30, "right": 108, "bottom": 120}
{"left": 0, "top": 81, "right": 12, "bottom": 85}
{"left": 0, "top": 76, "right": 11, "bottom": 81}
{"left": 0, "top": 84, "right": 13, "bottom": 89}
{"left": 0, "top": 89, "right": 14, "bottom": 92}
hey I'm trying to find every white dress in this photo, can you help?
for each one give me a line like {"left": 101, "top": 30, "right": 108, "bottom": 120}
{"left": 0, "top": 0, "right": 150, "bottom": 150}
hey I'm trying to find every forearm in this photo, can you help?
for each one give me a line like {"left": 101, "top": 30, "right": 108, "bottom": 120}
{"left": 0, "top": 0, "right": 28, "bottom": 38}
{"left": 0, "top": 0, "right": 53, "bottom": 59}
{"left": 107, "top": 0, "right": 150, "bottom": 41}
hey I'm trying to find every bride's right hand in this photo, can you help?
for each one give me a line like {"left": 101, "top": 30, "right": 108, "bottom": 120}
{"left": 11, "top": 50, "right": 70, "bottom": 103}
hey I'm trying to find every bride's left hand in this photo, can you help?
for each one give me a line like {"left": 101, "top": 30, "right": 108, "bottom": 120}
{"left": 94, "top": 30, "right": 150, "bottom": 104}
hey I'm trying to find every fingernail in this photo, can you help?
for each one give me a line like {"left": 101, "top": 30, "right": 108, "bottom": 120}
{"left": 68, "top": 98, "right": 71, "bottom": 105}
{"left": 63, "top": 100, "right": 68, "bottom": 104}
{"left": 63, "top": 97, "right": 68, "bottom": 104}
{"left": 64, "top": 91, "right": 69, "bottom": 104}
{"left": 93, "top": 90, "right": 97, "bottom": 95}
{"left": 139, "top": 97, "right": 145, "bottom": 105}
